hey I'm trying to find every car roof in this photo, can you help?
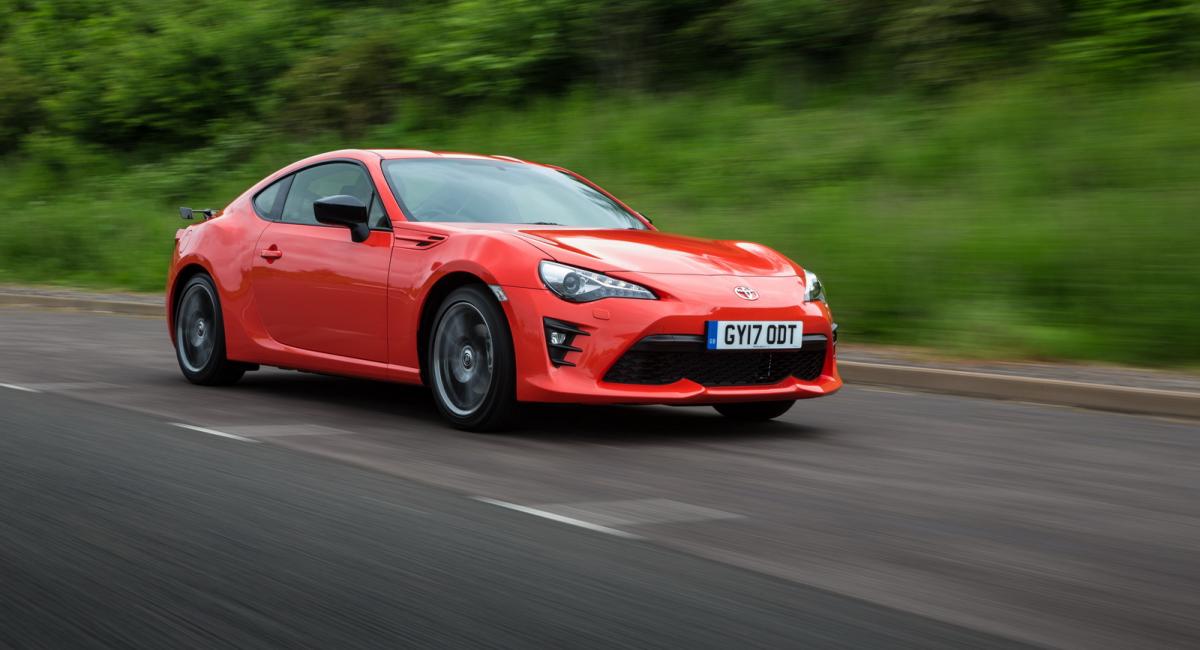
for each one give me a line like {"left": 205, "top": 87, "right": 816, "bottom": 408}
{"left": 364, "top": 149, "right": 528, "bottom": 164}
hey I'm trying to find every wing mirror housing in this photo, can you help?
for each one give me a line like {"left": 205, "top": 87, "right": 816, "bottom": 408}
{"left": 314, "top": 195, "right": 370, "bottom": 242}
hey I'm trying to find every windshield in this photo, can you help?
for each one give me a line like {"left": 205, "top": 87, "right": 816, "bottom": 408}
{"left": 382, "top": 158, "right": 647, "bottom": 229}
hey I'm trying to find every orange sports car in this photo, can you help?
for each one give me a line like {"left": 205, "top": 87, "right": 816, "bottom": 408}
{"left": 168, "top": 150, "right": 840, "bottom": 430}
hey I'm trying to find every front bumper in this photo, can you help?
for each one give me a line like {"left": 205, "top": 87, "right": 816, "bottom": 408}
{"left": 500, "top": 275, "right": 841, "bottom": 405}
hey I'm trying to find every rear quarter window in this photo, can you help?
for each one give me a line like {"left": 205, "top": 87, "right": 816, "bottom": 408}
{"left": 253, "top": 178, "right": 287, "bottom": 219}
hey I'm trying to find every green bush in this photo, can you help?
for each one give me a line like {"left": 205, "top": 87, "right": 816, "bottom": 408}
{"left": 407, "top": 0, "right": 579, "bottom": 98}
{"left": 0, "top": 56, "right": 39, "bottom": 151}
{"left": 1054, "top": 0, "right": 1200, "bottom": 77}
{"left": 878, "top": 0, "right": 1064, "bottom": 87}
{"left": 2, "top": 0, "right": 301, "bottom": 146}
{"left": 2, "top": 0, "right": 1198, "bottom": 149}
{"left": 273, "top": 38, "right": 402, "bottom": 136}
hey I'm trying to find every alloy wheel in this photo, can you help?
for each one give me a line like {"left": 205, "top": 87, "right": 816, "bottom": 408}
{"left": 432, "top": 301, "right": 495, "bottom": 417}
{"left": 176, "top": 284, "right": 217, "bottom": 373}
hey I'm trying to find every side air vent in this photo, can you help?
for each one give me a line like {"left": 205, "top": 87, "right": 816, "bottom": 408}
{"left": 394, "top": 231, "right": 449, "bottom": 250}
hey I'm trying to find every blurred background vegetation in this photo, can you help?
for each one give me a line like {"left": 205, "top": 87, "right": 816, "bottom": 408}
{"left": 0, "top": 0, "right": 1197, "bottom": 365}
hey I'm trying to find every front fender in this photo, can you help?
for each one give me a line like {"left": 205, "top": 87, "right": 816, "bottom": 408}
{"left": 388, "top": 231, "right": 549, "bottom": 375}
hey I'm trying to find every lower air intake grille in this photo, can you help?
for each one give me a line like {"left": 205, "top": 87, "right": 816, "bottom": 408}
{"left": 603, "top": 336, "right": 827, "bottom": 387}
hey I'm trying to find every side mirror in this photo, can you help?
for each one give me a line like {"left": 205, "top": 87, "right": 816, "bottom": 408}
{"left": 314, "top": 195, "right": 370, "bottom": 242}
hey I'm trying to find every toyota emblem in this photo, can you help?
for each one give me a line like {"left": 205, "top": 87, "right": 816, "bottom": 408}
{"left": 734, "top": 286, "right": 759, "bottom": 301}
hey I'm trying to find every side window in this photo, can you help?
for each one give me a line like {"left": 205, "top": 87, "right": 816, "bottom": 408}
{"left": 253, "top": 177, "right": 287, "bottom": 219}
{"left": 368, "top": 195, "right": 389, "bottom": 229}
{"left": 282, "top": 162, "right": 375, "bottom": 226}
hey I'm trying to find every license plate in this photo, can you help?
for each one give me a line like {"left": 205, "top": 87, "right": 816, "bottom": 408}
{"left": 706, "top": 321, "right": 803, "bottom": 350}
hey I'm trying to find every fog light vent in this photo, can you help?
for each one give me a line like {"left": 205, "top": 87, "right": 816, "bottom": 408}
{"left": 544, "top": 318, "right": 588, "bottom": 367}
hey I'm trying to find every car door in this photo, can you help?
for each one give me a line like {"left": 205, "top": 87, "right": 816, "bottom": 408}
{"left": 251, "top": 161, "right": 393, "bottom": 363}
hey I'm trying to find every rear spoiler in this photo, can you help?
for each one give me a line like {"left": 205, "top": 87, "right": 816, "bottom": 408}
{"left": 179, "top": 207, "right": 218, "bottom": 221}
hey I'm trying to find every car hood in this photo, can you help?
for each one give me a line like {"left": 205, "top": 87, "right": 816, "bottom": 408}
{"left": 511, "top": 227, "right": 798, "bottom": 277}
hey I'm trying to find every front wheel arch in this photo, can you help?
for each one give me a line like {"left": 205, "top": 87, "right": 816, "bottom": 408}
{"left": 425, "top": 284, "right": 518, "bottom": 431}
{"left": 417, "top": 272, "right": 498, "bottom": 385}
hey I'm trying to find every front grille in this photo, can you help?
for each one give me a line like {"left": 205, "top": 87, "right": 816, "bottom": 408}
{"left": 604, "top": 336, "right": 827, "bottom": 387}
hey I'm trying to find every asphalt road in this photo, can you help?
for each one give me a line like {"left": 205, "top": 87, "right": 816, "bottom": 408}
{"left": 1, "top": 308, "right": 1197, "bottom": 648}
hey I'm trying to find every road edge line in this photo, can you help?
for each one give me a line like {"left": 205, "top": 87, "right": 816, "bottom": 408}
{"left": 0, "top": 292, "right": 163, "bottom": 317}
{"left": 838, "top": 361, "right": 1200, "bottom": 420}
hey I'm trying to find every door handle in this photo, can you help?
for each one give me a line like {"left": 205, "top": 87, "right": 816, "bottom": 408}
{"left": 260, "top": 247, "right": 283, "bottom": 260}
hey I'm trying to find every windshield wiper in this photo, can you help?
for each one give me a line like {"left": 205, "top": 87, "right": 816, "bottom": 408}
{"left": 517, "top": 221, "right": 565, "bottom": 226}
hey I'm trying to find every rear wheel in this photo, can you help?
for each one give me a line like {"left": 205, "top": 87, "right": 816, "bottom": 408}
{"left": 174, "top": 274, "right": 245, "bottom": 386}
{"left": 713, "top": 400, "right": 795, "bottom": 422}
{"left": 428, "top": 285, "right": 517, "bottom": 431}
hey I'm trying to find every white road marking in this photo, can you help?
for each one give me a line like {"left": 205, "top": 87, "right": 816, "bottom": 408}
{"left": 170, "top": 423, "right": 259, "bottom": 443}
{"left": 527, "top": 499, "right": 743, "bottom": 527}
{"left": 472, "top": 497, "right": 642, "bottom": 539}
{"left": 0, "top": 383, "right": 39, "bottom": 393}
{"left": 220, "top": 424, "right": 354, "bottom": 438}
{"left": 23, "top": 382, "right": 118, "bottom": 392}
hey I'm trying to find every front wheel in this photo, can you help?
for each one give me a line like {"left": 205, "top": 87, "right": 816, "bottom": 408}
{"left": 428, "top": 285, "right": 517, "bottom": 431}
{"left": 713, "top": 400, "right": 795, "bottom": 422}
{"left": 174, "top": 274, "right": 245, "bottom": 386}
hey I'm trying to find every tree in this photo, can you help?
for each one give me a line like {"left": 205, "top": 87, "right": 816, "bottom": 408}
{"left": 879, "top": 0, "right": 1065, "bottom": 86}
{"left": 1054, "top": 0, "right": 1200, "bottom": 76}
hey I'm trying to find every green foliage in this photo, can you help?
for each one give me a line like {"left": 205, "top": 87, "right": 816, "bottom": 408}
{"left": 1054, "top": 0, "right": 1200, "bottom": 76}
{"left": 3, "top": 0, "right": 303, "bottom": 146}
{"left": 1, "top": 0, "right": 1198, "bottom": 149}
{"left": 272, "top": 37, "right": 401, "bottom": 135}
{"left": 719, "top": 0, "right": 876, "bottom": 58}
{"left": 878, "top": 0, "right": 1065, "bottom": 86}
{"left": 408, "top": 0, "right": 578, "bottom": 98}
{"left": 0, "top": 56, "right": 40, "bottom": 151}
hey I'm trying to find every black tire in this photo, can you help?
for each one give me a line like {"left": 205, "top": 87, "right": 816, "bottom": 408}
{"left": 713, "top": 400, "right": 795, "bottom": 422}
{"left": 174, "top": 274, "right": 246, "bottom": 386}
{"left": 427, "top": 285, "right": 518, "bottom": 431}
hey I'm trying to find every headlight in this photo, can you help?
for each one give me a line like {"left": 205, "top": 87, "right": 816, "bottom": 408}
{"left": 539, "top": 261, "right": 656, "bottom": 302}
{"left": 803, "top": 270, "right": 826, "bottom": 303}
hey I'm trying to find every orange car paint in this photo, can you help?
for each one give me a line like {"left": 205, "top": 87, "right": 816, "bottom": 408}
{"left": 167, "top": 149, "right": 841, "bottom": 404}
